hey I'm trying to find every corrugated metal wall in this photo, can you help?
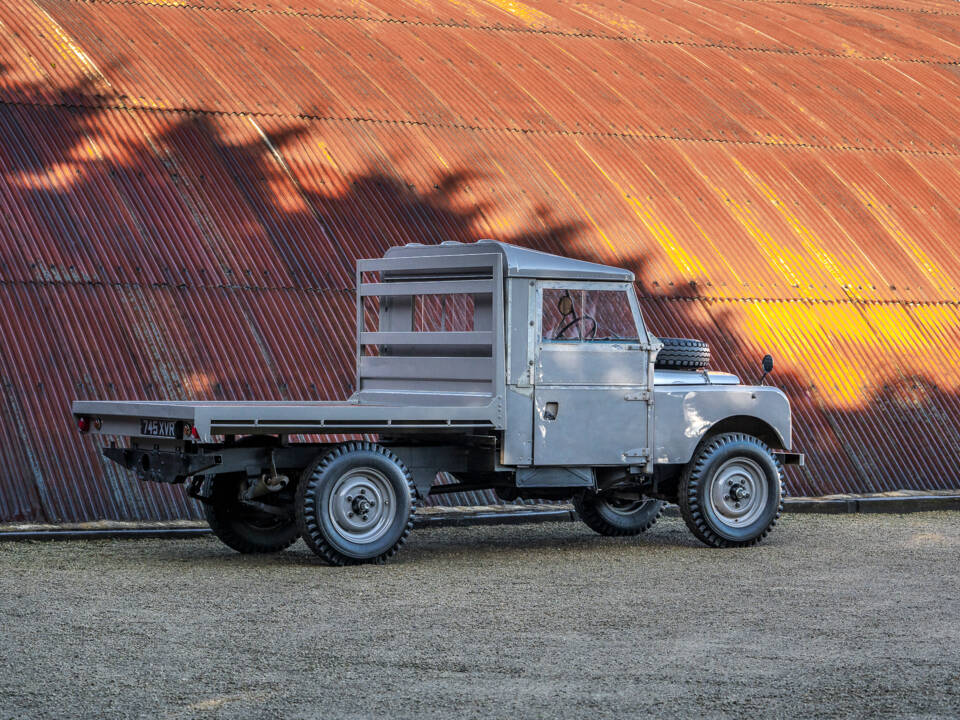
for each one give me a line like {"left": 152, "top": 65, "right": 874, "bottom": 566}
{"left": 1, "top": 0, "right": 959, "bottom": 522}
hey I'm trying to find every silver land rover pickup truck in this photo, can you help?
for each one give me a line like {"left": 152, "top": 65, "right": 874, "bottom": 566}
{"left": 74, "top": 240, "right": 803, "bottom": 564}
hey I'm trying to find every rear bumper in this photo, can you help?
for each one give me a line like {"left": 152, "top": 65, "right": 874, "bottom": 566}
{"left": 102, "top": 443, "right": 322, "bottom": 485}
{"left": 773, "top": 451, "right": 804, "bottom": 466}
{"left": 103, "top": 447, "right": 216, "bottom": 485}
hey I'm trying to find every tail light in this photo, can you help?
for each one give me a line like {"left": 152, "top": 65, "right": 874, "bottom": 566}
{"left": 77, "top": 416, "right": 90, "bottom": 433}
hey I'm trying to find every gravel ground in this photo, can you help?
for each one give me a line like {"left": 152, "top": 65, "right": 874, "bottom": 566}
{"left": 1, "top": 513, "right": 958, "bottom": 719}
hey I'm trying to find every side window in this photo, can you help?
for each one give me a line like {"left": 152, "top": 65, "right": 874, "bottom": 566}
{"left": 542, "top": 288, "right": 639, "bottom": 342}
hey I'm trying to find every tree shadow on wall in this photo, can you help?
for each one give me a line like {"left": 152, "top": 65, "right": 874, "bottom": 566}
{"left": 0, "top": 64, "right": 587, "bottom": 519}
{"left": 1, "top": 63, "right": 957, "bottom": 525}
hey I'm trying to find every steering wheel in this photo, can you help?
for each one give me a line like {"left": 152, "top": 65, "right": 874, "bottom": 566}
{"left": 552, "top": 291, "right": 597, "bottom": 340}
{"left": 553, "top": 315, "right": 597, "bottom": 340}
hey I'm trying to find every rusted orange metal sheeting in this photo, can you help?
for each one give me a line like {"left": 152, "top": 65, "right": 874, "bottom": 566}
{"left": 0, "top": 0, "right": 958, "bottom": 522}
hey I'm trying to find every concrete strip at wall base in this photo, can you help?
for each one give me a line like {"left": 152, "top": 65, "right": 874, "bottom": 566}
{"left": 1, "top": 493, "right": 958, "bottom": 540}
{"left": 784, "top": 490, "right": 960, "bottom": 514}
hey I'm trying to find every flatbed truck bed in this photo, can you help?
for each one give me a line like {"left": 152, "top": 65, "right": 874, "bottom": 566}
{"left": 72, "top": 398, "right": 501, "bottom": 439}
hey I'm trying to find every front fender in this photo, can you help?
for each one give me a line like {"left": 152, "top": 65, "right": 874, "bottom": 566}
{"left": 652, "top": 385, "right": 791, "bottom": 464}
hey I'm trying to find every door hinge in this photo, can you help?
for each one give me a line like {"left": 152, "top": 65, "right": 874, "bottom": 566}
{"left": 624, "top": 391, "right": 650, "bottom": 402}
{"left": 623, "top": 447, "right": 649, "bottom": 460}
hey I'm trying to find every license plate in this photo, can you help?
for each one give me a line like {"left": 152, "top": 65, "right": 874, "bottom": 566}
{"left": 140, "top": 419, "right": 179, "bottom": 438}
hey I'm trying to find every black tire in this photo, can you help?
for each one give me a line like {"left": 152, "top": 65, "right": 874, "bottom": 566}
{"left": 678, "top": 433, "right": 784, "bottom": 548}
{"left": 573, "top": 490, "right": 665, "bottom": 536}
{"left": 204, "top": 477, "right": 299, "bottom": 554}
{"left": 655, "top": 337, "right": 710, "bottom": 370}
{"left": 296, "top": 442, "right": 416, "bottom": 566}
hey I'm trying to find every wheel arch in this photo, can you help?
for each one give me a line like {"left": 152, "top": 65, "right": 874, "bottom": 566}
{"left": 698, "top": 415, "right": 786, "bottom": 452}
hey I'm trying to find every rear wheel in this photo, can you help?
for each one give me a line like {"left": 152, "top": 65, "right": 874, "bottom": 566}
{"left": 678, "top": 433, "right": 783, "bottom": 548}
{"left": 203, "top": 477, "right": 299, "bottom": 554}
{"left": 296, "top": 442, "right": 416, "bottom": 566}
{"left": 573, "top": 489, "right": 665, "bottom": 536}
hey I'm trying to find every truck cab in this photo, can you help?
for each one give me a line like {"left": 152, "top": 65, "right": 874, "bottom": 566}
{"left": 74, "top": 240, "right": 802, "bottom": 564}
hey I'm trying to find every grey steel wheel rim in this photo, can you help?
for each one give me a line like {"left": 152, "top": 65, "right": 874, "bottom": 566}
{"left": 706, "top": 457, "right": 769, "bottom": 529}
{"left": 327, "top": 467, "right": 397, "bottom": 544}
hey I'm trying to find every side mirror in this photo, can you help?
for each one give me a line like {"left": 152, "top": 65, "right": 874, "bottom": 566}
{"left": 760, "top": 354, "right": 774, "bottom": 385}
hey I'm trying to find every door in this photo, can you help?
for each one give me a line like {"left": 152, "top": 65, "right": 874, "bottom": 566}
{"left": 533, "top": 282, "right": 652, "bottom": 467}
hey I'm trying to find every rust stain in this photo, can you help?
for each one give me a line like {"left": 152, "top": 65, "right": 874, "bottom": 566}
{"left": 733, "top": 159, "right": 872, "bottom": 300}
{"left": 851, "top": 185, "right": 957, "bottom": 296}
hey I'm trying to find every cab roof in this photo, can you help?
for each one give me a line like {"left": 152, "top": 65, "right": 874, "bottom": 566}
{"left": 384, "top": 239, "right": 633, "bottom": 282}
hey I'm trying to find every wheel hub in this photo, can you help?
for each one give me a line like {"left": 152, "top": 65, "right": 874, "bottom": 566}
{"left": 350, "top": 493, "right": 374, "bottom": 517}
{"left": 328, "top": 468, "right": 397, "bottom": 544}
{"left": 706, "top": 457, "right": 769, "bottom": 529}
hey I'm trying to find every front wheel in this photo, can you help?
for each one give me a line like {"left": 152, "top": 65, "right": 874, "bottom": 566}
{"left": 678, "top": 433, "right": 784, "bottom": 548}
{"left": 573, "top": 489, "right": 665, "bottom": 536}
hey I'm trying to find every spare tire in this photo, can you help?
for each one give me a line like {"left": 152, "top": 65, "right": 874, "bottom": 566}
{"left": 655, "top": 337, "right": 710, "bottom": 370}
